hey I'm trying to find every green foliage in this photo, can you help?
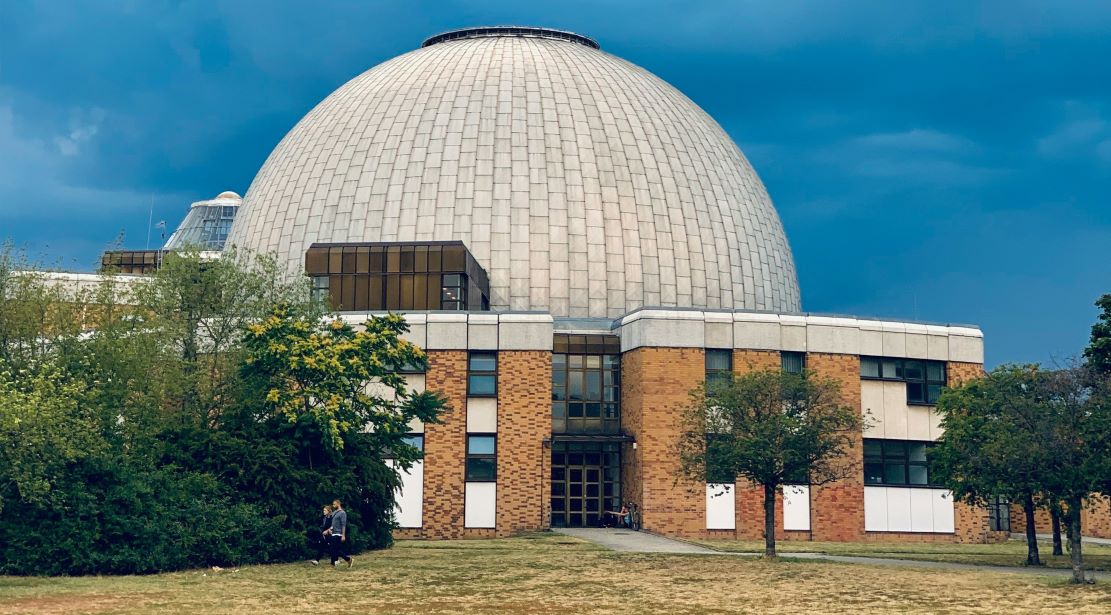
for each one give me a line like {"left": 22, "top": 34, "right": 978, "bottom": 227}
{"left": 0, "top": 247, "right": 444, "bottom": 575}
{"left": 241, "top": 307, "right": 442, "bottom": 453}
{"left": 932, "top": 365, "right": 1050, "bottom": 508}
{"left": 1084, "top": 294, "right": 1111, "bottom": 376}
{"left": 676, "top": 368, "right": 861, "bottom": 556}
{"left": 678, "top": 369, "right": 861, "bottom": 489}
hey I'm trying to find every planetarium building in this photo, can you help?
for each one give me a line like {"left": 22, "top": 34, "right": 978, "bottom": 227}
{"left": 165, "top": 27, "right": 1002, "bottom": 541}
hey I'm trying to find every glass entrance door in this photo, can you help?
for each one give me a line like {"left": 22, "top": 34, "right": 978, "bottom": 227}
{"left": 550, "top": 441, "right": 620, "bottom": 528}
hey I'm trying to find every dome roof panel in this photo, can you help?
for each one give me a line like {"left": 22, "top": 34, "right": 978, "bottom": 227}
{"left": 227, "top": 29, "right": 801, "bottom": 317}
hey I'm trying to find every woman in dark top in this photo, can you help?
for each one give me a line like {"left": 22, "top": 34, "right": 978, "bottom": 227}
{"left": 310, "top": 505, "right": 332, "bottom": 565}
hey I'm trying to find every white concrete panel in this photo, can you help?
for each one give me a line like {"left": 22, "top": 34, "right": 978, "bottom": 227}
{"left": 926, "top": 335, "right": 949, "bottom": 361}
{"left": 881, "top": 330, "right": 906, "bottom": 357}
{"left": 905, "top": 333, "right": 929, "bottom": 359}
{"left": 467, "top": 323, "right": 499, "bottom": 350}
{"left": 859, "top": 321, "right": 884, "bottom": 356}
{"left": 392, "top": 460, "right": 424, "bottom": 528}
{"left": 861, "top": 381, "right": 885, "bottom": 437}
{"left": 949, "top": 335, "right": 985, "bottom": 364}
{"left": 498, "top": 315, "right": 554, "bottom": 350}
{"left": 464, "top": 482, "right": 497, "bottom": 528}
{"left": 732, "top": 321, "right": 781, "bottom": 350}
{"left": 402, "top": 323, "right": 427, "bottom": 349}
{"left": 929, "top": 407, "right": 945, "bottom": 440}
{"left": 467, "top": 397, "right": 498, "bottom": 432}
{"left": 886, "top": 487, "right": 913, "bottom": 532}
{"left": 806, "top": 324, "right": 860, "bottom": 355}
{"left": 404, "top": 374, "right": 426, "bottom": 394}
{"left": 636, "top": 313, "right": 705, "bottom": 348}
{"left": 864, "top": 486, "right": 889, "bottom": 532}
{"left": 906, "top": 405, "right": 932, "bottom": 441}
{"left": 780, "top": 324, "right": 807, "bottom": 352}
{"left": 706, "top": 484, "right": 736, "bottom": 530}
{"left": 782, "top": 485, "right": 811, "bottom": 531}
{"left": 909, "top": 489, "right": 935, "bottom": 532}
{"left": 704, "top": 321, "right": 733, "bottom": 349}
{"left": 932, "top": 491, "right": 956, "bottom": 533}
{"left": 426, "top": 317, "right": 469, "bottom": 349}
{"left": 406, "top": 418, "right": 425, "bottom": 433}
{"left": 882, "top": 381, "right": 909, "bottom": 440}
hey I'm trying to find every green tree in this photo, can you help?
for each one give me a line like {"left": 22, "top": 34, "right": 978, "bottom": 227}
{"left": 1084, "top": 294, "right": 1111, "bottom": 376}
{"left": 676, "top": 368, "right": 861, "bottom": 557}
{"left": 129, "top": 248, "right": 318, "bottom": 425}
{"left": 932, "top": 364, "right": 1053, "bottom": 566}
{"left": 1037, "top": 366, "right": 1111, "bottom": 584}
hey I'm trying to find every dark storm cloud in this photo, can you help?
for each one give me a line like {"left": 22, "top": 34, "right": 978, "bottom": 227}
{"left": 1, "top": 0, "right": 1109, "bottom": 364}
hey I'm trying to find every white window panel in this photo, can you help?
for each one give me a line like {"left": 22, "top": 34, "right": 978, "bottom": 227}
{"left": 932, "top": 490, "right": 956, "bottom": 533}
{"left": 392, "top": 460, "right": 423, "bottom": 528}
{"left": 464, "top": 482, "right": 496, "bottom": 528}
{"left": 909, "top": 489, "right": 935, "bottom": 533}
{"left": 886, "top": 487, "right": 913, "bottom": 532}
{"left": 782, "top": 485, "right": 810, "bottom": 531}
{"left": 864, "top": 486, "right": 888, "bottom": 531}
{"left": 705, "top": 483, "right": 735, "bottom": 530}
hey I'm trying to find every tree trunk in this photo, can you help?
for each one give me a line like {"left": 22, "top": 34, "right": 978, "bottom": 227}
{"left": 1067, "top": 498, "right": 1086, "bottom": 584}
{"left": 1050, "top": 506, "right": 1063, "bottom": 556}
{"left": 763, "top": 482, "right": 777, "bottom": 558}
{"left": 1023, "top": 494, "right": 1042, "bottom": 566}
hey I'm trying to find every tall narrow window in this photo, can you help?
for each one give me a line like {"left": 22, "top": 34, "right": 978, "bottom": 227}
{"left": 310, "top": 276, "right": 330, "bottom": 303}
{"left": 468, "top": 352, "right": 497, "bottom": 396}
{"left": 465, "top": 434, "right": 496, "bottom": 481}
{"left": 705, "top": 349, "right": 733, "bottom": 391}
{"left": 781, "top": 351, "right": 806, "bottom": 374}
{"left": 441, "top": 273, "right": 466, "bottom": 310}
{"left": 987, "top": 497, "right": 1011, "bottom": 532}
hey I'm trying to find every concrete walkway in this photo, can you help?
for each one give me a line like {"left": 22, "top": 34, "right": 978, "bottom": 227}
{"left": 552, "top": 527, "right": 719, "bottom": 554}
{"left": 554, "top": 527, "right": 1109, "bottom": 581}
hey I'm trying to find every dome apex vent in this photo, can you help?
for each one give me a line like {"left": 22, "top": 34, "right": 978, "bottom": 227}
{"left": 422, "top": 26, "right": 600, "bottom": 50}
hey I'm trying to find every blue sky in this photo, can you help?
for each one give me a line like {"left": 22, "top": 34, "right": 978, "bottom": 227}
{"left": 1, "top": 1, "right": 1109, "bottom": 366}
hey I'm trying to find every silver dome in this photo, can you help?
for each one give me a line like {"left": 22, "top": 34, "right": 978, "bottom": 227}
{"left": 228, "top": 27, "right": 801, "bottom": 317}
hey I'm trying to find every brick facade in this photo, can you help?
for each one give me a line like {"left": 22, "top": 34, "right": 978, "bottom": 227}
{"left": 395, "top": 349, "right": 551, "bottom": 540}
{"left": 398, "top": 344, "right": 1005, "bottom": 545}
{"left": 494, "top": 351, "right": 551, "bottom": 535}
{"left": 396, "top": 350, "right": 469, "bottom": 539}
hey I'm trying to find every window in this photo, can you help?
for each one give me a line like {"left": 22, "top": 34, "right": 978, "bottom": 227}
{"left": 705, "top": 434, "right": 734, "bottom": 484}
{"left": 403, "top": 433, "right": 424, "bottom": 451}
{"left": 468, "top": 352, "right": 497, "bottom": 396}
{"left": 551, "top": 335, "right": 621, "bottom": 434}
{"left": 311, "top": 276, "right": 330, "bottom": 303}
{"left": 860, "top": 357, "right": 947, "bottom": 405}
{"left": 705, "top": 349, "right": 733, "bottom": 391}
{"left": 465, "top": 434, "right": 496, "bottom": 481}
{"left": 441, "top": 273, "right": 466, "bottom": 310}
{"left": 987, "top": 497, "right": 1010, "bottom": 532}
{"left": 781, "top": 351, "right": 806, "bottom": 374}
{"left": 864, "top": 439, "right": 935, "bottom": 487}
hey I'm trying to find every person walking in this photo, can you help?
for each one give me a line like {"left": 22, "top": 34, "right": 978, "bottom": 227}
{"left": 328, "top": 499, "right": 353, "bottom": 568}
{"left": 310, "top": 505, "right": 332, "bottom": 565}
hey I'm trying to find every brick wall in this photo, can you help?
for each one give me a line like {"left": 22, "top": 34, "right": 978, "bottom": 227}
{"left": 806, "top": 353, "right": 866, "bottom": 542}
{"left": 396, "top": 350, "right": 468, "bottom": 539}
{"left": 494, "top": 351, "right": 551, "bottom": 535}
{"left": 620, "top": 347, "right": 707, "bottom": 537}
{"left": 395, "top": 349, "right": 551, "bottom": 540}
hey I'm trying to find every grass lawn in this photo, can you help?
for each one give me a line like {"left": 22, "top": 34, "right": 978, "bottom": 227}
{"left": 3, "top": 533, "right": 1111, "bottom": 615}
{"left": 691, "top": 537, "right": 1111, "bottom": 571}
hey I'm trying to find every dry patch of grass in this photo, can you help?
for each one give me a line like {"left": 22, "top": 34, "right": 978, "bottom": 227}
{"left": 2, "top": 533, "right": 1111, "bottom": 614}
{"left": 693, "top": 538, "right": 1111, "bottom": 571}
